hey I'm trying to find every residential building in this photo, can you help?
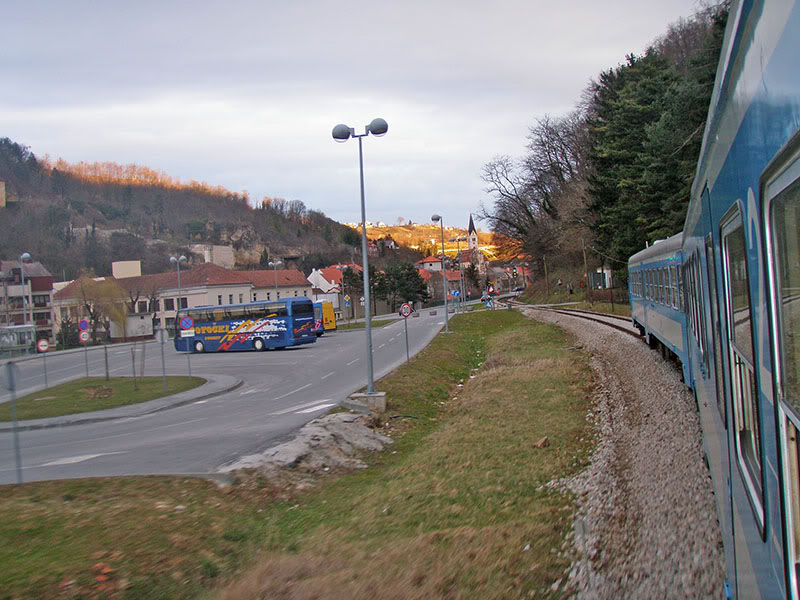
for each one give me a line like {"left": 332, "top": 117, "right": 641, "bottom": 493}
{"left": 0, "top": 259, "right": 55, "bottom": 343}
{"left": 53, "top": 262, "right": 313, "bottom": 340}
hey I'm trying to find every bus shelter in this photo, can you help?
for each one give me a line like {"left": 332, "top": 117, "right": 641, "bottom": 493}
{"left": 0, "top": 324, "right": 37, "bottom": 357}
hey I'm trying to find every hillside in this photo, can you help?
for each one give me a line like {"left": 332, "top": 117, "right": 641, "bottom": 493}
{"left": 0, "top": 138, "right": 370, "bottom": 279}
{"left": 362, "top": 224, "right": 509, "bottom": 260}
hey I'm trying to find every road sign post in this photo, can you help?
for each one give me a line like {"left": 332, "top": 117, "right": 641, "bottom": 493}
{"left": 4, "top": 362, "right": 23, "bottom": 484}
{"left": 400, "top": 303, "right": 412, "bottom": 363}
{"left": 179, "top": 315, "right": 193, "bottom": 377}
{"left": 79, "top": 329, "right": 90, "bottom": 377}
{"left": 37, "top": 339, "right": 49, "bottom": 388}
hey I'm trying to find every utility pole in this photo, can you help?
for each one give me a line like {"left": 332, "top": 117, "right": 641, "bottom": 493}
{"left": 582, "top": 238, "right": 593, "bottom": 306}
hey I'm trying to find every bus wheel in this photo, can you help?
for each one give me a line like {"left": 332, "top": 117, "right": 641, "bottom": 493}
{"left": 193, "top": 340, "right": 205, "bottom": 353}
{"left": 253, "top": 338, "right": 265, "bottom": 351}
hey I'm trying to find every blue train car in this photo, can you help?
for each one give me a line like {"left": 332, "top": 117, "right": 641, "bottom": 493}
{"left": 629, "top": 1, "right": 800, "bottom": 597}
{"left": 628, "top": 233, "right": 691, "bottom": 383}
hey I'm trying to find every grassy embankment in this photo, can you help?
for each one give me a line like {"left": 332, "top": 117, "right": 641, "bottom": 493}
{"left": 0, "top": 310, "right": 593, "bottom": 600}
{"left": 518, "top": 272, "right": 631, "bottom": 318}
{"left": 0, "top": 377, "right": 205, "bottom": 422}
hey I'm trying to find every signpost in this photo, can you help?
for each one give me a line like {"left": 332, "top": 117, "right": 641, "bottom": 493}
{"left": 79, "top": 329, "right": 90, "bottom": 377}
{"left": 3, "top": 362, "right": 23, "bottom": 484}
{"left": 36, "top": 339, "right": 49, "bottom": 388}
{"left": 400, "top": 303, "right": 412, "bottom": 363}
{"left": 179, "top": 314, "right": 193, "bottom": 377}
{"left": 158, "top": 328, "right": 168, "bottom": 393}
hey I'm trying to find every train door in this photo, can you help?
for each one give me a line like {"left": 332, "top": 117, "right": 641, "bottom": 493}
{"left": 765, "top": 147, "right": 800, "bottom": 597}
{"left": 721, "top": 206, "right": 765, "bottom": 533}
{"left": 706, "top": 232, "right": 727, "bottom": 425}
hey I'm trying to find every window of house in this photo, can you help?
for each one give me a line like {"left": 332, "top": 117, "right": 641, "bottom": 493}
{"left": 228, "top": 294, "right": 233, "bottom": 304}
{"left": 137, "top": 301, "right": 148, "bottom": 313}
{"left": 267, "top": 292, "right": 271, "bottom": 301}
{"left": 239, "top": 293, "right": 243, "bottom": 304}
{"left": 252, "top": 293, "right": 257, "bottom": 302}
{"left": 164, "top": 298, "right": 175, "bottom": 311}
{"left": 150, "top": 299, "right": 160, "bottom": 312}
{"left": 218, "top": 295, "right": 222, "bottom": 305}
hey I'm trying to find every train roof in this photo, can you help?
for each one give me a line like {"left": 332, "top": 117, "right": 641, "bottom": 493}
{"left": 628, "top": 232, "right": 683, "bottom": 267}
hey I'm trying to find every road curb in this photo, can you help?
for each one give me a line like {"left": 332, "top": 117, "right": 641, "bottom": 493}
{"left": 0, "top": 375, "right": 243, "bottom": 433}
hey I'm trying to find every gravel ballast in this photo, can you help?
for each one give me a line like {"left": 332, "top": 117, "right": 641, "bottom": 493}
{"left": 522, "top": 307, "right": 725, "bottom": 599}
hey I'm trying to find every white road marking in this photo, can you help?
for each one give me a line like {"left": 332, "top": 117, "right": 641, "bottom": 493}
{"left": 239, "top": 388, "right": 264, "bottom": 396}
{"left": 296, "top": 403, "right": 336, "bottom": 413}
{"left": 378, "top": 344, "right": 385, "bottom": 349}
{"left": 270, "top": 399, "right": 334, "bottom": 415}
{"left": 320, "top": 371, "right": 335, "bottom": 380}
{"left": 41, "top": 451, "right": 127, "bottom": 467}
{"left": 193, "top": 400, "right": 208, "bottom": 404}
{"left": 347, "top": 358, "right": 359, "bottom": 366}
{"left": 273, "top": 383, "right": 312, "bottom": 400}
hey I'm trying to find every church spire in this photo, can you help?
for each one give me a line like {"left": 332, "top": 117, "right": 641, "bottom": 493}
{"left": 468, "top": 213, "right": 476, "bottom": 235}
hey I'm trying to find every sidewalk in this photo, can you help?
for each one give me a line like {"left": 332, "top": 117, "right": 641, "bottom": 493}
{"left": 0, "top": 374, "right": 242, "bottom": 433}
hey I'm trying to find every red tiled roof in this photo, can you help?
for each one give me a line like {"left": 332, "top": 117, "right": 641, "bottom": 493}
{"left": 417, "top": 268, "right": 433, "bottom": 281}
{"left": 247, "top": 268, "right": 310, "bottom": 288}
{"left": 416, "top": 256, "right": 442, "bottom": 264}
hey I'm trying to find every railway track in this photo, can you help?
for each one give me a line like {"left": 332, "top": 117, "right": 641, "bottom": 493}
{"left": 506, "top": 301, "right": 642, "bottom": 339}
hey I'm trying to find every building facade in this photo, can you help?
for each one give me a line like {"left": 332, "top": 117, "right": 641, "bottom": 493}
{"left": 0, "top": 260, "right": 55, "bottom": 344}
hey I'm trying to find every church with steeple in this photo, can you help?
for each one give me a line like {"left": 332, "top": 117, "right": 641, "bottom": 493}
{"left": 460, "top": 213, "right": 487, "bottom": 275}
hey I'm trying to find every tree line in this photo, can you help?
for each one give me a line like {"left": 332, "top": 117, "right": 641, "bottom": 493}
{"left": 480, "top": 2, "right": 729, "bottom": 278}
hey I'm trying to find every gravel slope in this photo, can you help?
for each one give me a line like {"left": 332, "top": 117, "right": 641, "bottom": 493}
{"left": 522, "top": 307, "right": 725, "bottom": 599}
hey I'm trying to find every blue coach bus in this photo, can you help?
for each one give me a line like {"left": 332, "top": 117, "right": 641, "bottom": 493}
{"left": 173, "top": 297, "right": 316, "bottom": 352}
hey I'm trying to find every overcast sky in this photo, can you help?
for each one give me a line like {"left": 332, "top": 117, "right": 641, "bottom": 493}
{"left": 2, "top": 1, "right": 702, "bottom": 230}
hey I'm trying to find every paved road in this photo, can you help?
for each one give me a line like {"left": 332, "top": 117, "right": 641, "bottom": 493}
{"left": 0, "top": 311, "right": 447, "bottom": 484}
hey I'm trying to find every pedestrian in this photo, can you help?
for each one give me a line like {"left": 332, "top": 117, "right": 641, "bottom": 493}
{"left": 568, "top": 282, "right": 573, "bottom": 295}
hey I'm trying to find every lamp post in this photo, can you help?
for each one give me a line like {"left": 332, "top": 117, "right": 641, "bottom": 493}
{"left": 431, "top": 215, "right": 449, "bottom": 333}
{"left": 19, "top": 252, "right": 31, "bottom": 326}
{"left": 169, "top": 255, "right": 190, "bottom": 374}
{"left": 332, "top": 117, "right": 388, "bottom": 395}
{"left": 268, "top": 260, "right": 282, "bottom": 299}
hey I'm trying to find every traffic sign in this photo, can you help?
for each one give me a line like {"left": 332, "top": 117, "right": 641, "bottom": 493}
{"left": 400, "top": 303, "right": 412, "bottom": 318}
{"left": 79, "top": 331, "right": 90, "bottom": 343}
{"left": 344, "top": 294, "right": 351, "bottom": 302}
{"left": 36, "top": 339, "right": 49, "bottom": 353}
{"left": 78, "top": 319, "right": 89, "bottom": 332}
{"left": 180, "top": 316, "right": 194, "bottom": 330}
{"left": 452, "top": 290, "right": 460, "bottom": 297}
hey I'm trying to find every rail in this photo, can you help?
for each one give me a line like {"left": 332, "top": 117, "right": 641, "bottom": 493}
{"left": 506, "top": 301, "right": 641, "bottom": 339}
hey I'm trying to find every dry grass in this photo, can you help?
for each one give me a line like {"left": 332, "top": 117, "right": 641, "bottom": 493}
{"left": 217, "top": 314, "right": 593, "bottom": 600}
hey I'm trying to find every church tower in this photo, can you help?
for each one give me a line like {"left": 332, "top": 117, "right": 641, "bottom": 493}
{"left": 467, "top": 213, "right": 478, "bottom": 251}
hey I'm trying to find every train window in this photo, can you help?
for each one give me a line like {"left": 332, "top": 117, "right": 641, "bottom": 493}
{"left": 670, "top": 265, "right": 678, "bottom": 309}
{"left": 678, "top": 264, "right": 685, "bottom": 312}
{"left": 766, "top": 145, "right": 800, "bottom": 594}
{"left": 722, "top": 209, "right": 764, "bottom": 530}
{"left": 771, "top": 177, "right": 800, "bottom": 413}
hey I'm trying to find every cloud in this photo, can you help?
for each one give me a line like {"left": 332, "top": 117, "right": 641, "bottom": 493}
{"left": 1, "top": 0, "right": 702, "bottom": 227}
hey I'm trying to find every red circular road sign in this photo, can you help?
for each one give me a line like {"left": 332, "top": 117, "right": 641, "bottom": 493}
{"left": 78, "top": 319, "right": 89, "bottom": 331}
{"left": 79, "top": 331, "right": 90, "bottom": 343}
{"left": 36, "top": 339, "right": 49, "bottom": 353}
{"left": 180, "top": 316, "right": 194, "bottom": 330}
{"left": 400, "top": 303, "right": 412, "bottom": 318}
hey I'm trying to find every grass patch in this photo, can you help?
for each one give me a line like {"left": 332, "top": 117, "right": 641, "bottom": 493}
{"left": 0, "top": 377, "right": 205, "bottom": 421}
{"left": 0, "top": 311, "right": 593, "bottom": 600}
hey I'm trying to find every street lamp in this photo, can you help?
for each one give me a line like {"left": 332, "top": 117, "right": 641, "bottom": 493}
{"left": 19, "top": 252, "right": 31, "bottom": 326}
{"left": 332, "top": 117, "right": 388, "bottom": 395}
{"left": 268, "top": 260, "right": 283, "bottom": 298}
{"left": 449, "top": 236, "right": 467, "bottom": 312}
{"left": 431, "top": 214, "right": 449, "bottom": 333}
{"left": 169, "top": 254, "right": 187, "bottom": 328}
